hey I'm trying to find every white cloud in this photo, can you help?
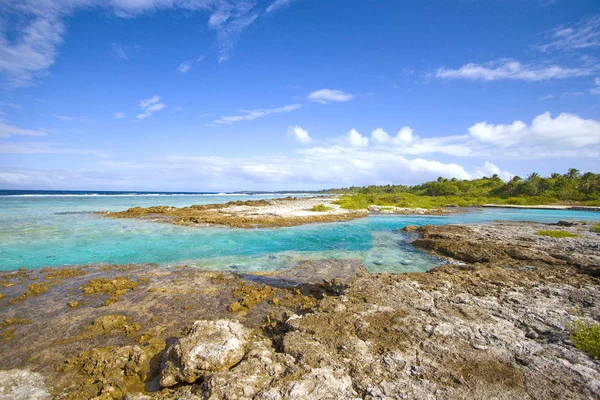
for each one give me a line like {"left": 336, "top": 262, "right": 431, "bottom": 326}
{"left": 0, "top": 141, "right": 106, "bottom": 156}
{"left": 347, "top": 129, "right": 369, "bottom": 147}
{"left": 592, "top": 77, "right": 600, "bottom": 95}
{"left": 392, "top": 126, "right": 414, "bottom": 145}
{"left": 435, "top": 60, "right": 593, "bottom": 81}
{"left": 358, "top": 112, "right": 600, "bottom": 160}
{"left": 308, "top": 89, "right": 355, "bottom": 104}
{"left": 136, "top": 95, "right": 166, "bottom": 119}
{"left": 468, "top": 112, "right": 600, "bottom": 149}
{"left": 0, "top": 119, "right": 45, "bottom": 138}
{"left": 266, "top": 0, "right": 295, "bottom": 14}
{"left": 539, "top": 15, "right": 600, "bottom": 52}
{"left": 287, "top": 125, "right": 311, "bottom": 144}
{"left": 0, "top": 102, "right": 22, "bottom": 109}
{"left": 177, "top": 61, "right": 192, "bottom": 74}
{"left": 114, "top": 112, "right": 126, "bottom": 119}
{"left": 53, "top": 114, "right": 73, "bottom": 121}
{"left": 213, "top": 104, "right": 302, "bottom": 125}
{"left": 92, "top": 149, "right": 485, "bottom": 189}
{"left": 473, "top": 161, "right": 512, "bottom": 181}
{"left": 0, "top": 0, "right": 261, "bottom": 87}
{"left": 112, "top": 44, "right": 129, "bottom": 60}
{"left": 371, "top": 128, "right": 390, "bottom": 144}
{"left": 0, "top": 9, "right": 65, "bottom": 87}
{"left": 372, "top": 127, "right": 416, "bottom": 146}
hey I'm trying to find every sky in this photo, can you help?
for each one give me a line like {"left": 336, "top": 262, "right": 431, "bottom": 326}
{"left": 0, "top": 0, "right": 599, "bottom": 191}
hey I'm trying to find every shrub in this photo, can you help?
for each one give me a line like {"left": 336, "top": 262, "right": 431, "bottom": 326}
{"left": 310, "top": 204, "right": 333, "bottom": 212}
{"left": 535, "top": 230, "right": 579, "bottom": 238}
{"left": 593, "top": 223, "right": 600, "bottom": 233}
{"left": 568, "top": 315, "right": 600, "bottom": 359}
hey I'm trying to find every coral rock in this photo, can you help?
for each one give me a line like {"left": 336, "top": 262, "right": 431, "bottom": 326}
{"left": 160, "top": 319, "right": 251, "bottom": 387}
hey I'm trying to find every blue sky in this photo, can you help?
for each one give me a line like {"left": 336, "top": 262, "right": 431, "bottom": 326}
{"left": 0, "top": 0, "right": 599, "bottom": 191}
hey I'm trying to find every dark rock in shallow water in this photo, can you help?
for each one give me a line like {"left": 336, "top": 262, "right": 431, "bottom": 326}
{"left": 556, "top": 220, "right": 576, "bottom": 227}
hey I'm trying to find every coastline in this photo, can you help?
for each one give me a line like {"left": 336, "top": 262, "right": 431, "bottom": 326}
{"left": 100, "top": 197, "right": 600, "bottom": 231}
{"left": 482, "top": 204, "right": 600, "bottom": 212}
{"left": 1, "top": 220, "right": 599, "bottom": 398}
{"left": 99, "top": 197, "right": 459, "bottom": 229}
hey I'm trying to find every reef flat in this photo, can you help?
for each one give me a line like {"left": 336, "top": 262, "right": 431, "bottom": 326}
{"left": 100, "top": 197, "right": 368, "bottom": 228}
{"left": 99, "top": 197, "right": 448, "bottom": 229}
{"left": 0, "top": 221, "right": 599, "bottom": 399}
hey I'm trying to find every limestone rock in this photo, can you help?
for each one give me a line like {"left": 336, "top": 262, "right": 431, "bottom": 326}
{"left": 0, "top": 369, "right": 51, "bottom": 400}
{"left": 160, "top": 319, "right": 251, "bottom": 387}
{"left": 255, "top": 367, "right": 360, "bottom": 400}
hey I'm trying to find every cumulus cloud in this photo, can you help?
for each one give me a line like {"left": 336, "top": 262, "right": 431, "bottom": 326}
{"left": 371, "top": 127, "right": 415, "bottom": 146}
{"left": 0, "top": 0, "right": 262, "bottom": 87}
{"left": 468, "top": 112, "right": 600, "bottom": 149}
{"left": 136, "top": 95, "right": 166, "bottom": 119}
{"left": 360, "top": 112, "right": 600, "bottom": 160}
{"left": 347, "top": 129, "right": 369, "bottom": 147}
{"left": 392, "top": 127, "right": 414, "bottom": 145}
{"left": 371, "top": 128, "right": 390, "bottom": 144}
{"left": 538, "top": 15, "right": 600, "bottom": 52}
{"left": 0, "top": 119, "right": 45, "bottom": 138}
{"left": 473, "top": 161, "right": 512, "bottom": 181}
{"left": 435, "top": 60, "right": 593, "bottom": 81}
{"left": 308, "top": 89, "right": 355, "bottom": 104}
{"left": 213, "top": 104, "right": 302, "bottom": 125}
{"left": 287, "top": 125, "right": 312, "bottom": 144}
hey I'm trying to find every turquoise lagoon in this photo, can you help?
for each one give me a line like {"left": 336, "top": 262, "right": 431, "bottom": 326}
{"left": 1, "top": 193, "right": 600, "bottom": 272}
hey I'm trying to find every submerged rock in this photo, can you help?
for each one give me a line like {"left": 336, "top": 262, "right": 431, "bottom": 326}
{"left": 160, "top": 319, "right": 251, "bottom": 387}
{"left": 0, "top": 369, "right": 51, "bottom": 400}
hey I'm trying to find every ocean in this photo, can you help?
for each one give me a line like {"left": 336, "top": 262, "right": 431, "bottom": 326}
{"left": 1, "top": 190, "right": 599, "bottom": 272}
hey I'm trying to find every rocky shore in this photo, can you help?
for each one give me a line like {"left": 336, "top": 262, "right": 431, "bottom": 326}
{"left": 100, "top": 197, "right": 368, "bottom": 228}
{"left": 0, "top": 221, "right": 599, "bottom": 399}
{"left": 100, "top": 197, "right": 452, "bottom": 229}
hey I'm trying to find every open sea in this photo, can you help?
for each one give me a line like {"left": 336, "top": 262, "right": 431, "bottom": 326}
{"left": 1, "top": 190, "right": 599, "bottom": 272}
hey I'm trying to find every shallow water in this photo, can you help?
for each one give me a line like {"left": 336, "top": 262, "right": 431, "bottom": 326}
{"left": 1, "top": 193, "right": 599, "bottom": 272}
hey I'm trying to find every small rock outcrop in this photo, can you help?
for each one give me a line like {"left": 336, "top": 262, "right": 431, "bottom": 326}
{"left": 0, "top": 369, "right": 51, "bottom": 400}
{"left": 160, "top": 319, "right": 251, "bottom": 387}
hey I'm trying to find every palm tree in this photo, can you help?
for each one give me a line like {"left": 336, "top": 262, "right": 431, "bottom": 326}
{"left": 565, "top": 168, "right": 580, "bottom": 179}
{"left": 550, "top": 172, "right": 561, "bottom": 179}
{"left": 527, "top": 172, "right": 540, "bottom": 181}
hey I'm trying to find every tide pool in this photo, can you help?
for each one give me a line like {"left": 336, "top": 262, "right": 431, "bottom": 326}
{"left": 1, "top": 193, "right": 599, "bottom": 272}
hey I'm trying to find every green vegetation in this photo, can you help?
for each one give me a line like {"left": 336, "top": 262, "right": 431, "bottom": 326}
{"left": 536, "top": 230, "right": 579, "bottom": 238}
{"left": 329, "top": 169, "right": 600, "bottom": 210}
{"left": 593, "top": 223, "right": 600, "bottom": 233}
{"left": 568, "top": 312, "right": 600, "bottom": 359}
{"left": 310, "top": 204, "right": 333, "bottom": 212}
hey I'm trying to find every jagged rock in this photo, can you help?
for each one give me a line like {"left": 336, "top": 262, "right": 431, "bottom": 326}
{"left": 0, "top": 369, "right": 51, "bottom": 400}
{"left": 160, "top": 320, "right": 251, "bottom": 387}
{"left": 255, "top": 367, "right": 360, "bottom": 400}
{"left": 199, "top": 339, "right": 295, "bottom": 399}
{"left": 402, "top": 225, "right": 420, "bottom": 232}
